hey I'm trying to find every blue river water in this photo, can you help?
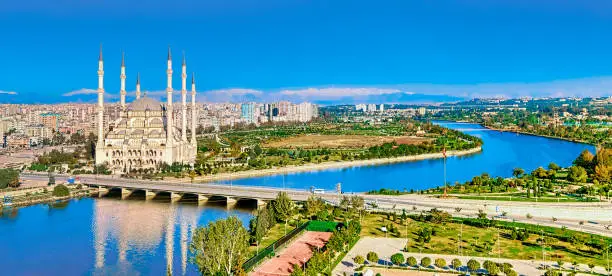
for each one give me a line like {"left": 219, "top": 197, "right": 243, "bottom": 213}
{"left": 229, "top": 122, "right": 595, "bottom": 192}
{"left": 0, "top": 122, "right": 595, "bottom": 275}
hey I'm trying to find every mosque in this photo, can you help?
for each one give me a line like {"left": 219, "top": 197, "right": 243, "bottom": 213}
{"left": 94, "top": 47, "right": 198, "bottom": 173}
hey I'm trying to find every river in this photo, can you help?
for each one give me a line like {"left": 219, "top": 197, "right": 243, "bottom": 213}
{"left": 229, "top": 122, "right": 595, "bottom": 192}
{"left": 0, "top": 122, "right": 595, "bottom": 275}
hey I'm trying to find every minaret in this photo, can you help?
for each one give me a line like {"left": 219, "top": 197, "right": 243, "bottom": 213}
{"left": 191, "top": 73, "right": 197, "bottom": 146}
{"left": 166, "top": 46, "right": 174, "bottom": 152}
{"left": 135, "top": 72, "right": 141, "bottom": 99}
{"left": 120, "top": 51, "right": 126, "bottom": 108}
{"left": 96, "top": 45, "right": 105, "bottom": 164}
{"left": 181, "top": 52, "right": 187, "bottom": 141}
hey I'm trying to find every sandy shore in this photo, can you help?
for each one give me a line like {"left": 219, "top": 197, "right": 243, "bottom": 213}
{"left": 193, "top": 146, "right": 482, "bottom": 183}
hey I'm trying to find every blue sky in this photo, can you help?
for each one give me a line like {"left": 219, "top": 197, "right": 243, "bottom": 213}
{"left": 1, "top": 0, "right": 612, "bottom": 104}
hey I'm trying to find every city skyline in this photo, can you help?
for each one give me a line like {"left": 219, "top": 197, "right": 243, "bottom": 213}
{"left": 2, "top": 0, "right": 612, "bottom": 103}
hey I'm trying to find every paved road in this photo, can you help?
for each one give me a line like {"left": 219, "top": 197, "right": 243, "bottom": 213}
{"left": 18, "top": 173, "right": 612, "bottom": 237}
{"left": 362, "top": 194, "right": 612, "bottom": 237}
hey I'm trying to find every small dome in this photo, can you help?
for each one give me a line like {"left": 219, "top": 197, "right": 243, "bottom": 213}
{"left": 128, "top": 96, "right": 163, "bottom": 111}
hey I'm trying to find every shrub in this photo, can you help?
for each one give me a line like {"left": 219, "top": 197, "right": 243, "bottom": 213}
{"left": 420, "top": 257, "right": 431, "bottom": 268}
{"left": 451, "top": 258, "right": 462, "bottom": 270}
{"left": 502, "top": 263, "right": 513, "bottom": 274}
{"left": 543, "top": 270, "right": 561, "bottom": 276}
{"left": 506, "top": 269, "right": 518, "bottom": 276}
{"left": 467, "top": 259, "right": 480, "bottom": 272}
{"left": 487, "top": 262, "right": 500, "bottom": 275}
{"left": 354, "top": 255, "right": 365, "bottom": 265}
{"left": 367, "top": 252, "right": 379, "bottom": 264}
{"left": 406, "top": 256, "right": 417, "bottom": 267}
{"left": 290, "top": 264, "right": 303, "bottom": 276}
{"left": 52, "top": 184, "right": 70, "bottom": 197}
{"left": 390, "top": 253, "right": 405, "bottom": 266}
{"left": 435, "top": 258, "right": 447, "bottom": 268}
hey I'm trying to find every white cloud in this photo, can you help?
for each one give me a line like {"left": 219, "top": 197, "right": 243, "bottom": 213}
{"left": 0, "top": 90, "right": 18, "bottom": 95}
{"left": 207, "top": 88, "right": 264, "bottom": 96}
{"left": 199, "top": 88, "right": 265, "bottom": 102}
{"left": 279, "top": 87, "right": 405, "bottom": 98}
{"left": 390, "top": 77, "right": 612, "bottom": 99}
{"left": 63, "top": 88, "right": 97, "bottom": 96}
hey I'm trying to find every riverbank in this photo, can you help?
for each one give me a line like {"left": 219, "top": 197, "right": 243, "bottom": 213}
{"left": 0, "top": 185, "right": 95, "bottom": 209}
{"left": 480, "top": 124, "right": 596, "bottom": 145}
{"left": 193, "top": 146, "right": 482, "bottom": 183}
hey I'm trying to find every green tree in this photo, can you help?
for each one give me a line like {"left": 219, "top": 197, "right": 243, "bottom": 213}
{"left": 484, "top": 260, "right": 499, "bottom": 275}
{"left": 350, "top": 195, "right": 365, "bottom": 221}
{"left": 451, "top": 258, "right": 462, "bottom": 270}
{"left": 532, "top": 167, "right": 549, "bottom": 178}
{"left": 435, "top": 258, "right": 446, "bottom": 268}
{"left": 548, "top": 162, "right": 561, "bottom": 171}
{"left": 568, "top": 166, "right": 588, "bottom": 183}
{"left": 512, "top": 167, "right": 524, "bottom": 178}
{"left": 52, "top": 184, "right": 70, "bottom": 197}
{"left": 543, "top": 270, "right": 561, "bottom": 276}
{"left": 190, "top": 216, "right": 249, "bottom": 275}
{"left": 467, "top": 259, "right": 480, "bottom": 273}
{"left": 390, "top": 253, "right": 405, "bottom": 266}
{"left": 354, "top": 255, "right": 365, "bottom": 265}
{"left": 366, "top": 251, "right": 379, "bottom": 264}
{"left": 416, "top": 226, "right": 432, "bottom": 243}
{"left": 0, "top": 168, "right": 20, "bottom": 189}
{"left": 574, "top": 149, "right": 595, "bottom": 170}
{"left": 272, "top": 191, "right": 295, "bottom": 234}
{"left": 289, "top": 264, "right": 303, "bottom": 276}
{"left": 407, "top": 256, "right": 417, "bottom": 267}
{"left": 304, "top": 196, "right": 324, "bottom": 219}
{"left": 420, "top": 257, "right": 431, "bottom": 268}
{"left": 594, "top": 163, "right": 610, "bottom": 183}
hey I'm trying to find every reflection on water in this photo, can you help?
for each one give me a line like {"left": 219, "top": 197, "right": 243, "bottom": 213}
{"left": 0, "top": 122, "right": 598, "bottom": 275}
{"left": 0, "top": 197, "right": 254, "bottom": 275}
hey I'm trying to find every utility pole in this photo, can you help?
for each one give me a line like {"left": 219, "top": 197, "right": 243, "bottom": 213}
{"left": 498, "top": 228, "right": 501, "bottom": 259}
{"left": 443, "top": 146, "right": 447, "bottom": 198}
{"left": 540, "top": 229, "right": 545, "bottom": 265}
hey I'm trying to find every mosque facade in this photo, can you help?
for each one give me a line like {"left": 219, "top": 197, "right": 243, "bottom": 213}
{"left": 94, "top": 47, "right": 198, "bottom": 173}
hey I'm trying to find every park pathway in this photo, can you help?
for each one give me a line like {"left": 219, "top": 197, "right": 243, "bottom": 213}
{"left": 333, "top": 237, "right": 609, "bottom": 276}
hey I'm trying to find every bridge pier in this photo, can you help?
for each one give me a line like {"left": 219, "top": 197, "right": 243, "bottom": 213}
{"left": 98, "top": 186, "right": 109, "bottom": 198}
{"left": 197, "top": 194, "right": 209, "bottom": 205}
{"left": 256, "top": 199, "right": 267, "bottom": 209}
{"left": 170, "top": 192, "right": 182, "bottom": 203}
{"left": 145, "top": 190, "right": 157, "bottom": 201}
{"left": 226, "top": 197, "right": 237, "bottom": 208}
{"left": 121, "top": 188, "right": 133, "bottom": 200}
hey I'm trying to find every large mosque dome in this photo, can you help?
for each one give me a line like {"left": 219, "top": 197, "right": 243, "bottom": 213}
{"left": 127, "top": 96, "right": 163, "bottom": 112}
{"left": 95, "top": 47, "right": 197, "bottom": 173}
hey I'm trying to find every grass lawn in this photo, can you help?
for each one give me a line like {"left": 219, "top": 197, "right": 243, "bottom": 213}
{"left": 247, "top": 223, "right": 296, "bottom": 258}
{"left": 360, "top": 213, "right": 609, "bottom": 267}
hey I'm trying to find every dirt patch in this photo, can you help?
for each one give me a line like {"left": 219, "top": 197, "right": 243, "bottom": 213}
{"left": 263, "top": 135, "right": 430, "bottom": 149}
{"left": 251, "top": 231, "right": 333, "bottom": 276}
